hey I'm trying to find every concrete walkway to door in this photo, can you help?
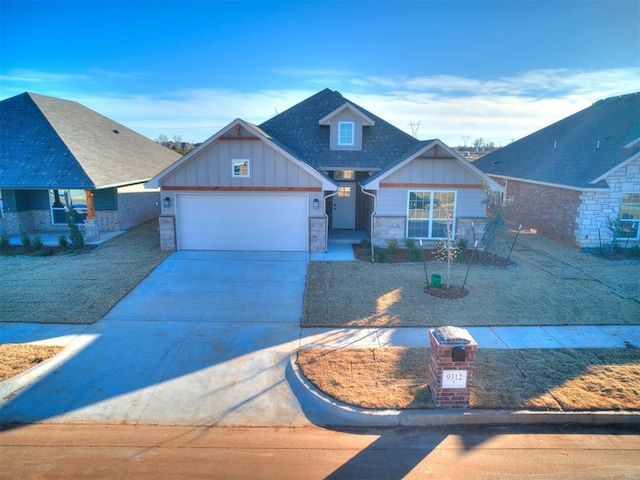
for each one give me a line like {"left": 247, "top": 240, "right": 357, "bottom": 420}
{"left": 0, "top": 251, "right": 319, "bottom": 427}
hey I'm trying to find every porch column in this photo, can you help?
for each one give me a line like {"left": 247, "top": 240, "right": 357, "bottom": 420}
{"left": 83, "top": 189, "right": 99, "bottom": 242}
{"left": 85, "top": 189, "right": 95, "bottom": 220}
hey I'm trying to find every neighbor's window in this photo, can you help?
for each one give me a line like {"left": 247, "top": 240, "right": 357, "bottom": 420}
{"left": 338, "top": 122, "right": 354, "bottom": 145}
{"left": 619, "top": 193, "right": 640, "bottom": 239}
{"left": 232, "top": 159, "right": 250, "bottom": 178}
{"left": 49, "top": 189, "right": 87, "bottom": 225}
{"left": 407, "top": 191, "right": 456, "bottom": 239}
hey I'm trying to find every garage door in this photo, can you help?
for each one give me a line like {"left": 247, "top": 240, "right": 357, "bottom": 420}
{"left": 176, "top": 194, "right": 309, "bottom": 251}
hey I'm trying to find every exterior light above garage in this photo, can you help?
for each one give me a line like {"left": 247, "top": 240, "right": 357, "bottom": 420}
{"left": 313, "top": 198, "right": 320, "bottom": 209}
{"left": 163, "top": 197, "right": 171, "bottom": 208}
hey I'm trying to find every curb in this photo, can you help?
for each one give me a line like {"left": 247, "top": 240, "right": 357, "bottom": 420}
{"left": 289, "top": 355, "right": 640, "bottom": 427}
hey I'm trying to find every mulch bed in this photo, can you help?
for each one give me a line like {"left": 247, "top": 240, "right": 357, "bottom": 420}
{"left": 424, "top": 285, "right": 469, "bottom": 299}
{"left": 352, "top": 244, "right": 513, "bottom": 267}
{"left": 0, "top": 245, "right": 94, "bottom": 257}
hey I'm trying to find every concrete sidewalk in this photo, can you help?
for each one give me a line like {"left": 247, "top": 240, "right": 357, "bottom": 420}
{"left": 300, "top": 325, "right": 640, "bottom": 350}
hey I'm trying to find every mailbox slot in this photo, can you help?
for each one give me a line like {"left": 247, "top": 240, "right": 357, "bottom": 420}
{"left": 451, "top": 346, "right": 466, "bottom": 362}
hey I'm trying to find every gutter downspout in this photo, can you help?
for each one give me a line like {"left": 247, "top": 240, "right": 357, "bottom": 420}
{"left": 323, "top": 191, "right": 339, "bottom": 253}
{"left": 360, "top": 185, "right": 377, "bottom": 262}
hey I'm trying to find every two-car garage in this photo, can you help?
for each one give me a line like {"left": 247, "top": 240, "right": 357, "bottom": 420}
{"left": 175, "top": 193, "right": 309, "bottom": 251}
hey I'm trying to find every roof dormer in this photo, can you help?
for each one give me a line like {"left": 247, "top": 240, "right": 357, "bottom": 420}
{"left": 319, "top": 102, "right": 375, "bottom": 151}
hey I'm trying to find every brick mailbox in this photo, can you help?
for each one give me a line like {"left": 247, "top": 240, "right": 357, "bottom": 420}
{"left": 428, "top": 326, "right": 478, "bottom": 408}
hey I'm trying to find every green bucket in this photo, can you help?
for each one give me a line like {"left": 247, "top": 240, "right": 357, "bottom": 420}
{"left": 431, "top": 273, "right": 442, "bottom": 289}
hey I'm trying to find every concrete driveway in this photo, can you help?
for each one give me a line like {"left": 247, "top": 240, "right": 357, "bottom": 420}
{"left": 1, "top": 251, "right": 323, "bottom": 427}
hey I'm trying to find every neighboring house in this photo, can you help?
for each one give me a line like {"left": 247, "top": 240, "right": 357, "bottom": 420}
{"left": 474, "top": 92, "right": 640, "bottom": 249}
{"left": 147, "top": 88, "right": 501, "bottom": 252}
{"left": 0, "top": 92, "right": 182, "bottom": 240}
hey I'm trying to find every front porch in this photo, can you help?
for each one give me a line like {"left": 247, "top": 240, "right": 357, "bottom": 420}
{"left": 310, "top": 229, "right": 368, "bottom": 261}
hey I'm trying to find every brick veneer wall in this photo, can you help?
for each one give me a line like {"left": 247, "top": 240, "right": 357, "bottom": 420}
{"left": 502, "top": 179, "right": 581, "bottom": 246}
{"left": 427, "top": 329, "right": 478, "bottom": 409}
{"left": 117, "top": 191, "right": 161, "bottom": 230}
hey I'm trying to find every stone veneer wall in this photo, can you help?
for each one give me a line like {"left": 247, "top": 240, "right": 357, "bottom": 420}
{"left": 576, "top": 157, "right": 640, "bottom": 248}
{"left": 373, "top": 215, "right": 487, "bottom": 247}
{"left": 309, "top": 217, "right": 327, "bottom": 253}
{"left": 372, "top": 216, "right": 405, "bottom": 246}
{"left": 159, "top": 215, "right": 177, "bottom": 251}
{"left": 497, "top": 156, "right": 640, "bottom": 249}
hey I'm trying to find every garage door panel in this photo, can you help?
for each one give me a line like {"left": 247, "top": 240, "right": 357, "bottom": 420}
{"left": 176, "top": 194, "right": 308, "bottom": 251}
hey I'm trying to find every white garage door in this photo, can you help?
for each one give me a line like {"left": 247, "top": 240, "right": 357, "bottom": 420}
{"left": 176, "top": 194, "right": 309, "bottom": 251}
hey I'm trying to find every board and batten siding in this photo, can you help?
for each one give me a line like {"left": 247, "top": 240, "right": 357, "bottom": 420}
{"left": 160, "top": 138, "right": 322, "bottom": 190}
{"left": 382, "top": 157, "right": 483, "bottom": 185}
{"left": 376, "top": 187, "right": 486, "bottom": 216}
{"left": 375, "top": 157, "right": 486, "bottom": 216}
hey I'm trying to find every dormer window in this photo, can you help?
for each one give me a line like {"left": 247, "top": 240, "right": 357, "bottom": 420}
{"left": 338, "top": 122, "right": 354, "bottom": 146}
{"left": 319, "top": 102, "right": 375, "bottom": 152}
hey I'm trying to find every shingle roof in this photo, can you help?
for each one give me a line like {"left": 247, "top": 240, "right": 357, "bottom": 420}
{"left": 0, "top": 92, "right": 181, "bottom": 189}
{"left": 473, "top": 92, "right": 640, "bottom": 189}
{"left": 258, "top": 88, "right": 419, "bottom": 172}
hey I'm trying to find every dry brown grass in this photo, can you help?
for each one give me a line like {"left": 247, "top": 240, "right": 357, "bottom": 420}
{"left": 298, "top": 347, "right": 640, "bottom": 411}
{"left": 0, "top": 220, "right": 170, "bottom": 324}
{"left": 303, "top": 250, "right": 640, "bottom": 328}
{"left": 0, "top": 344, "right": 62, "bottom": 381}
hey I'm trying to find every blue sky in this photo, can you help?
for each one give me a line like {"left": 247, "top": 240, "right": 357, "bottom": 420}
{"left": 1, "top": 0, "right": 639, "bottom": 147}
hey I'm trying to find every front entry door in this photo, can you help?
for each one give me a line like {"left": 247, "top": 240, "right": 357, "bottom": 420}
{"left": 332, "top": 183, "right": 356, "bottom": 229}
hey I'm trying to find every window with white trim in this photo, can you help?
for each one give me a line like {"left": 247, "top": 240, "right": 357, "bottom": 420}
{"left": 338, "top": 122, "right": 354, "bottom": 146}
{"left": 407, "top": 191, "right": 456, "bottom": 239}
{"left": 232, "top": 159, "right": 250, "bottom": 178}
{"left": 619, "top": 193, "right": 640, "bottom": 239}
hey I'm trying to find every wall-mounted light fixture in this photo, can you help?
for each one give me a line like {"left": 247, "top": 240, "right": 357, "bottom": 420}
{"left": 312, "top": 198, "right": 320, "bottom": 210}
{"left": 163, "top": 197, "right": 171, "bottom": 208}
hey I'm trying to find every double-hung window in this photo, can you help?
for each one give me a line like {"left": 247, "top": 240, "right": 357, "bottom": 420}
{"left": 407, "top": 191, "right": 456, "bottom": 239}
{"left": 338, "top": 122, "right": 354, "bottom": 146}
{"left": 619, "top": 193, "right": 640, "bottom": 239}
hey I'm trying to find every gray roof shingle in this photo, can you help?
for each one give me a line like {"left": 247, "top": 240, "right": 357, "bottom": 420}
{"left": 0, "top": 92, "right": 181, "bottom": 189}
{"left": 258, "top": 88, "right": 419, "bottom": 172}
{"left": 473, "top": 92, "right": 640, "bottom": 189}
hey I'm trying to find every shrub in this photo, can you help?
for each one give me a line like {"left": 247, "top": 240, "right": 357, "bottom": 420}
{"left": 0, "top": 235, "right": 10, "bottom": 250}
{"left": 58, "top": 235, "right": 69, "bottom": 248}
{"left": 457, "top": 238, "right": 468, "bottom": 250}
{"left": 32, "top": 235, "right": 44, "bottom": 250}
{"left": 387, "top": 239, "right": 399, "bottom": 256}
{"left": 67, "top": 209, "right": 84, "bottom": 249}
{"left": 404, "top": 238, "right": 416, "bottom": 249}
{"left": 20, "top": 232, "right": 31, "bottom": 248}
{"left": 407, "top": 246, "right": 422, "bottom": 261}
{"left": 481, "top": 183, "right": 508, "bottom": 258}
{"left": 630, "top": 245, "right": 640, "bottom": 258}
{"left": 374, "top": 248, "right": 390, "bottom": 263}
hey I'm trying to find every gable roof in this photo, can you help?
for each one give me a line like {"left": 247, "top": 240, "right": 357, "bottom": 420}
{"left": 0, "top": 92, "right": 181, "bottom": 190}
{"left": 258, "top": 88, "right": 418, "bottom": 172}
{"left": 146, "top": 118, "right": 337, "bottom": 191}
{"left": 473, "top": 92, "right": 640, "bottom": 190}
{"left": 362, "top": 139, "right": 502, "bottom": 191}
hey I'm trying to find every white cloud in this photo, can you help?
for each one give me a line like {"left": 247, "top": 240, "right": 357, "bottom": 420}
{"left": 2, "top": 66, "right": 637, "bottom": 147}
